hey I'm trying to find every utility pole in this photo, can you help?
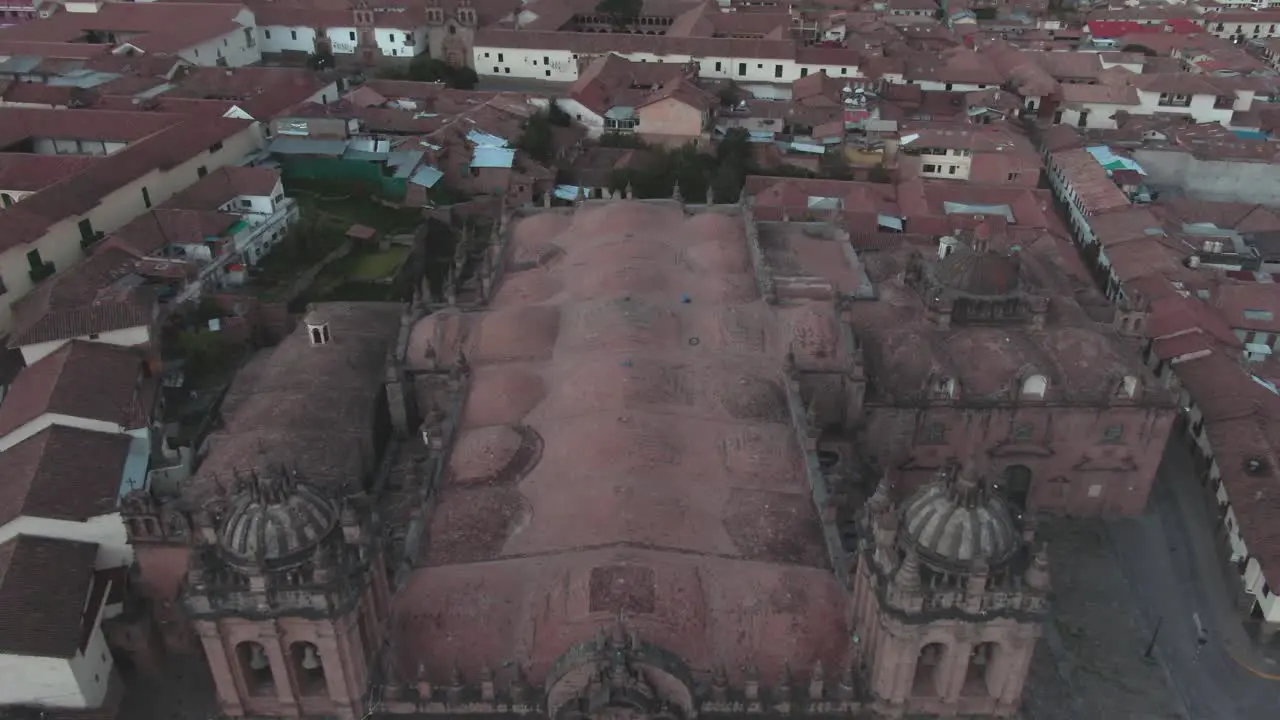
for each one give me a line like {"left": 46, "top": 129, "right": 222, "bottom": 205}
{"left": 1145, "top": 616, "right": 1163, "bottom": 660}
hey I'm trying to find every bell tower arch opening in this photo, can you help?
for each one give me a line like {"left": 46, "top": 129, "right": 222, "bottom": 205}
{"left": 290, "top": 641, "right": 328, "bottom": 696}
{"left": 962, "top": 641, "right": 1001, "bottom": 696}
{"left": 912, "top": 642, "right": 947, "bottom": 697}
{"left": 236, "top": 641, "right": 274, "bottom": 696}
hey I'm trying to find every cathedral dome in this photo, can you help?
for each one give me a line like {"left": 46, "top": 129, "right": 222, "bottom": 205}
{"left": 217, "top": 471, "right": 339, "bottom": 571}
{"left": 900, "top": 463, "right": 1018, "bottom": 571}
{"left": 932, "top": 246, "right": 1021, "bottom": 298}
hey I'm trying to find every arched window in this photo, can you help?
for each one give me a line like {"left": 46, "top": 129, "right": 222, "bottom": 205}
{"left": 1020, "top": 374, "right": 1048, "bottom": 399}
{"left": 912, "top": 642, "right": 947, "bottom": 697}
{"left": 962, "top": 642, "right": 1001, "bottom": 696}
{"left": 290, "top": 642, "right": 327, "bottom": 696}
{"left": 236, "top": 641, "right": 275, "bottom": 696}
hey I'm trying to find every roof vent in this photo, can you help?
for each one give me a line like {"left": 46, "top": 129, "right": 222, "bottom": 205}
{"left": 1245, "top": 457, "right": 1270, "bottom": 476}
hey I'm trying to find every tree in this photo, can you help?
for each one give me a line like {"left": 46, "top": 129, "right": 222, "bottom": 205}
{"left": 596, "top": 0, "right": 642, "bottom": 24}
{"left": 306, "top": 48, "right": 334, "bottom": 71}
{"left": 405, "top": 56, "right": 479, "bottom": 89}
{"left": 177, "top": 329, "right": 230, "bottom": 381}
{"left": 548, "top": 102, "right": 572, "bottom": 127}
{"left": 519, "top": 112, "right": 555, "bottom": 164}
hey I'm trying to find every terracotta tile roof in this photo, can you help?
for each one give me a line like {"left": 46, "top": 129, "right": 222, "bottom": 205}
{"left": 0, "top": 534, "right": 98, "bottom": 658}
{"left": 1152, "top": 330, "right": 1216, "bottom": 362}
{"left": 0, "top": 153, "right": 100, "bottom": 193}
{"left": 109, "top": 208, "right": 241, "bottom": 256}
{"left": 1215, "top": 282, "right": 1280, "bottom": 334}
{"left": 0, "top": 341, "right": 153, "bottom": 440}
{"left": 9, "top": 246, "right": 154, "bottom": 348}
{"left": 0, "top": 110, "right": 253, "bottom": 253}
{"left": 163, "top": 165, "right": 281, "bottom": 211}
{"left": 0, "top": 426, "right": 132, "bottom": 526}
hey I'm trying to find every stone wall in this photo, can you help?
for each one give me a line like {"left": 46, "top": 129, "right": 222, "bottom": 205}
{"left": 741, "top": 200, "right": 778, "bottom": 304}
{"left": 784, "top": 376, "right": 852, "bottom": 586}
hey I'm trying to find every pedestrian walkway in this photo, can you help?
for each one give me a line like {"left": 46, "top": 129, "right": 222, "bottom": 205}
{"left": 1159, "top": 437, "right": 1280, "bottom": 678}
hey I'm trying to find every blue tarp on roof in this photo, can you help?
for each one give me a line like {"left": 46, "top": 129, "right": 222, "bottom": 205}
{"left": 1086, "top": 145, "right": 1146, "bottom": 175}
{"left": 410, "top": 166, "right": 445, "bottom": 188}
{"left": 472, "top": 146, "right": 516, "bottom": 168}
{"left": 748, "top": 130, "right": 775, "bottom": 143}
{"left": 1234, "top": 129, "right": 1268, "bottom": 140}
{"left": 467, "top": 129, "right": 508, "bottom": 148}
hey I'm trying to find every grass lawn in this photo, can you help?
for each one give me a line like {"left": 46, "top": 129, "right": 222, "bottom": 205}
{"left": 295, "top": 193, "right": 421, "bottom": 234}
{"left": 344, "top": 245, "right": 410, "bottom": 280}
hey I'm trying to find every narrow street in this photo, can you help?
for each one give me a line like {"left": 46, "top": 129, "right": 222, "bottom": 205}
{"left": 1107, "top": 439, "right": 1280, "bottom": 719}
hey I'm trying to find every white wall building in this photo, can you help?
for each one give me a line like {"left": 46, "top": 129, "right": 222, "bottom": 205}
{"left": 0, "top": 535, "right": 118, "bottom": 709}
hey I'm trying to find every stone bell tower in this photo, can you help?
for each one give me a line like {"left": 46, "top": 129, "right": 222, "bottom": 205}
{"left": 850, "top": 462, "right": 1048, "bottom": 718}
{"left": 183, "top": 467, "right": 393, "bottom": 720}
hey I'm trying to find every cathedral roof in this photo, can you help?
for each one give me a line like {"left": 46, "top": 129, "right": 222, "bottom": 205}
{"left": 931, "top": 245, "right": 1022, "bottom": 298}
{"left": 900, "top": 463, "right": 1019, "bottom": 572}
{"left": 217, "top": 470, "right": 339, "bottom": 572}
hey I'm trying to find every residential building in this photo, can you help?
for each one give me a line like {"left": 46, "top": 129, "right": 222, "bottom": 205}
{"left": 0, "top": 339, "right": 158, "bottom": 452}
{"left": 559, "top": 54, "right": 693, "bottom": 138}
{"left": 0, "top": 2, "right": 262, "bottom": 68}
{"left": 0, "top": 107, "right": 260, "bottom": 331}
{"left": 898, "top": 122, "right": 1040, "bottom": 186}
{"left": 105, "top": 166, "right": 299, "bottom": 301}
{"left": 8, "top": 245, "right": 159, "bottom": 366}
{"left": 0, "top": 535, "right": 123, "bottom": 710}
{"left": 472, "top": 30, "right": 862, "bottom": 83}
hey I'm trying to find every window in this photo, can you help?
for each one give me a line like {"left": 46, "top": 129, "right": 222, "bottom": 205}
{"left": 738, "top": 62, "right": 746, "bottom": 75}
{"left": 948, "top": 166, "right": 957, "bottom": 175}
{"left": 545, "top": 70, "right": 551, "bottom": 77}
{"left": 1102, "top": 425, "right": 1124, "bottom": 443}
{"left": 1007, "top": 172, "right": 1017, "bottom": 181}
{"left": 88, "top": 333, "right": 100, "bottom": 340}
{"left": 715, "top": 61, "right": 722, "bottom": 72}
{"left": 1014, "top": 423, "right": 1034, "bottom": 442}
{"left": 209, "top": 141, "right": 223, "bottom": 153}
{"left": 291, "top": 30, "right": 297, "bottom": 40}
{"left": 405, "top": 33, "right": 414, "bottom": 45}
{"left": 142, "top": 187, "right": 151, "bottom": 208}
{"left": 543, "top": 56, "right": 549, "bottom": 65}
{"left": 264, "top": 30, "right": 271, "bottom": 39}
{"left": 800, "top": 67, "right": 809, "bottom": 77}
{"left": 924, "top": 422, "right": 947, "bottom": 444}
{"left": 923, "top": 163, "right": 938, "bottom": 173}
{"left": 349, "top": 31, "right": 356, "bottom": 40}
{"left": 497, "top": 53, "right": 504, "bottom": 62}
{"left": 197, "top": 166, "right": 208, "bottom": 178}
{"left": 493, "top": 66, "right": 500, "bottom": 73}
{"left": 484, "top": 52, "right": 490, "bottom": 57}
{"left": 775, "top": 64, "right": 782, "bottom": 79}
{"left": 77, "top": 218, "right": 95, "bottom": 245}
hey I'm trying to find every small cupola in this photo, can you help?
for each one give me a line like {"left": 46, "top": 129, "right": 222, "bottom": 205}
{"left": 304, "top": 307, "right": 331, "bottom": 346}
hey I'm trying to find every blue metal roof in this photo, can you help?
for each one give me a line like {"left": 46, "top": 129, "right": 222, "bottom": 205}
{"left": 554, "top": 184, "right": 585, "bottom": 200}
{"left": 466, "top": 129, "right": 508, "bottom": 148}
{"left": 387, "top": 150, "right": 425, "bottom": 179}
{"left": 472, "top": 146, "right": 516, "bottom": 169}
{"left": 410, "top": 166, "right": 445, "bottom": 188}
{"left": 942, "top": 201, "right": 1015, "bottom": 223}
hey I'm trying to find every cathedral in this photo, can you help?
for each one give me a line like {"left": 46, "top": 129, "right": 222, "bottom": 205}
{"left": 113, "top": 195, "right": 1173, "bottom": 719}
